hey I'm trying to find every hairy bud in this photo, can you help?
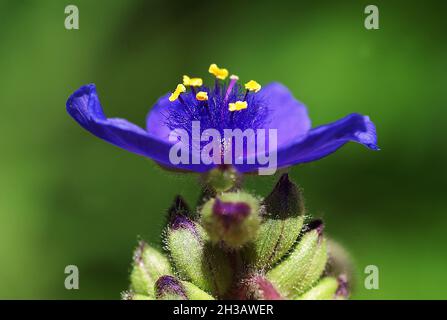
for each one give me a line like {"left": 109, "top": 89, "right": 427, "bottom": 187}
{"left": 267, "top": 220, "right": 327, "bottom": 299}
{"left": 201, "top": 192, "right": 260, "bottom": 248}
{"left": 244, "top": 174, "right": 305, "bottom": 269}
{"left": 129, "top": 241, "right": 171, "bottom": 298}
{"left": 166, "top": 208, "right": 233, "bottom": 297}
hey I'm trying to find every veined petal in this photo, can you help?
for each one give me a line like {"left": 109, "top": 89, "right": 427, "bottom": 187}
{"left": 276, "top": 113, "right": 379, "bottom": 168}
{"left": 145, "top": 93, "right": 175, "bottom": 141}
{"left": 259, "top": 82, "right": 311, "bottom": 145}
{"left": 238, "top": 113, "right": 378, "bottom": 173}
{"left": 66, "top": 84, "right": 185, "bottom": 170}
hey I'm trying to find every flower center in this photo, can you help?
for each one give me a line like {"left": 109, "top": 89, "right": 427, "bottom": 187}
{"left": 165, "top": 64, "right": 268, "bottom": 137}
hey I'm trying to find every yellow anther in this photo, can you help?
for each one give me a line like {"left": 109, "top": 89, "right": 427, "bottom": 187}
{"left": 196, "top": 91, "right": 208, "bottom": 101}
{"left": 169, "top": 84, "right": 186, "bottom": 102}
{"left": 245, "top": 80, "right": 261, "bottom": 93}
{"left": 208, "top": 63, "right": 229, "bottom": 80}
{"left": 228, "top": 101, "right": 248, "bottom": 112}
{"left": 183, "top": 75, "right": 203, "bottom": 87}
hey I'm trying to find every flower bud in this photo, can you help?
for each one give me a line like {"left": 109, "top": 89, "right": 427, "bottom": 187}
{"left": 203, "top": 165, "right": 240, "bottom": 192}
{"left": 267, "top": 220, "right": 327, "bottom": 299}
{"left": 155, "top": 275, "right": 215, "bottom": 300}
{"left": 236, "top": 275, "right": 283, "bottom": 300}
{"left": 166, "top": 209, "right": 232, "bottom": 297}
{"left": 201, "top": 192, "right": 261, "bottom": 248}
{"left": 129, "top": 241, "right": 171, "bottom": 298}
{"left": 243, "top": 174, "right": 305, "bottom": 269}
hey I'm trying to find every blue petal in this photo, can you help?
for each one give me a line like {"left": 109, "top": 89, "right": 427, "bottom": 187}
{"left": 66, "top": 84, "right": 209, "bottom": 171}
{"left": 145, "top": 92, "right": 177, "bottom": 142}
{"left": 276, "top": 113, "right": 379, "bottom": 168}
{"left": 259, "top": 82, "right": 311, "bottom": 146}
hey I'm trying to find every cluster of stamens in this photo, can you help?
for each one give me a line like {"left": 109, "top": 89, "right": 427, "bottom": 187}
{"left": 168, "top": 64, "right": 262, "bottom": 113}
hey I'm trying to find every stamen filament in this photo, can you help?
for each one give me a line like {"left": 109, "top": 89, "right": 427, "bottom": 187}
{"left": 177, "top": 95, "right": 186, "bottom": 105}
{"left": 243, "top": 89, "right": 249, "bottom": 101}
{"left": 224, "top": 75, "right": 239, "bottom": 104}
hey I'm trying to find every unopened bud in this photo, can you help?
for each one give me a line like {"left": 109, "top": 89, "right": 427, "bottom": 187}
{"left": 267, "top": 219, "right": 327, "bottom": 299}
{"left": 201, "top": 192, "right": 260, "bottom": 248}
{"left": 129, "top": 241, "right": 171, "bottom": 298}
{"left": 244, "top": 174, "right": 305, "bottom": 269}
{"left": 166, "top": 209, "right": 232, "bottom": 297}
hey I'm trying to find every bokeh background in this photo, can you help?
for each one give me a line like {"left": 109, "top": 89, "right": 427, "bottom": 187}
{"left": 0, "top": 0, "right": 446, "bottom": 299}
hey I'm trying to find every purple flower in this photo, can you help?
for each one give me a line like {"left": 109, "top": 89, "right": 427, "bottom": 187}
{"left": 66, "top": 64, "right": 378, "bottom": 174}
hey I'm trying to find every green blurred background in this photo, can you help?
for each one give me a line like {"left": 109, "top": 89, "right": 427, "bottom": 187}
{"left": 0, "top": 0, "right": 446, "bottom": 299}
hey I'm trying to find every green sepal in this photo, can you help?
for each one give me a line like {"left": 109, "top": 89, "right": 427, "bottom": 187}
{"left": 267, "top": 220, "right": 327, "bottom": 298}
{"left": 166, "top": 217, "right": 233, "bottom": 297}
{"left": 129, "top": 241, "right": 172, "bottom": 297}
{"left": 243, "top": 174, "right": 305, "bottom": 269}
